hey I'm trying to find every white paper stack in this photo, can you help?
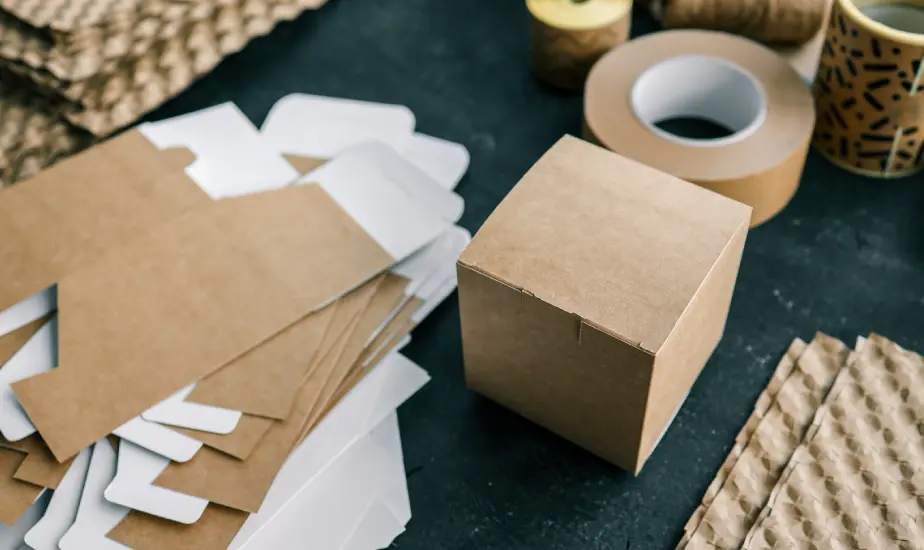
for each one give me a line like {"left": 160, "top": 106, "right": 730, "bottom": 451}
{"left": 0, "top": 95, "right": 470, "bottom": 550}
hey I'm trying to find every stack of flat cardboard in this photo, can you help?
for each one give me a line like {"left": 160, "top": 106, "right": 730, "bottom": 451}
{"left": 678, "top": 333, "right": 924, "bottom": 549}
{"left": 0, "top": 0, "right": 330, "bottom": 186}
{"left": 0, "top": 94, "right": 472, "bottom": 549}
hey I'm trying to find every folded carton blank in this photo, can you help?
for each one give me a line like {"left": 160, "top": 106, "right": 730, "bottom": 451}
{"left": 14, "top": 180, "right": 446, "bottom": 462}
{"left": 457, "top": 136, "right": 752, "bottom": 474}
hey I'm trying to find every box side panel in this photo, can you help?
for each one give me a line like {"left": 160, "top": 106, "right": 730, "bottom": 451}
{"left": 638, "top": 221, "right": 749, "bottom": 471}
{"left": 458, "top": 263, "right": 654, "bottom": 472}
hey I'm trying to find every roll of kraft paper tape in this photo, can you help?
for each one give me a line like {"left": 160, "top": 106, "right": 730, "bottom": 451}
{"left": 813, "top": 0, "right": 924, "bottom": 178}
{"left": 584, "top": 30, "right": 815, "bottom": 227}
{"left": 528, "top": 0, "right": 633, "bottom": 91}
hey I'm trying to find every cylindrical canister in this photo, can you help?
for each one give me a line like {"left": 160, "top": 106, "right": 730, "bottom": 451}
{"left": 528, "top": 0, "right": 633, "bottom": 91}
{"left": 812, "top": 0, "right": 924, "bottom": 177}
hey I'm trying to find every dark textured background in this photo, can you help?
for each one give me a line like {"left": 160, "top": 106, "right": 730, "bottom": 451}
{"left": 147, "top": 2, "right": 924, "bottom": 549}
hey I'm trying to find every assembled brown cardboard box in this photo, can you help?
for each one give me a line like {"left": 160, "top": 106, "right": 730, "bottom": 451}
{"left": 457, "top": 136, "right": 751, "bottom": 474}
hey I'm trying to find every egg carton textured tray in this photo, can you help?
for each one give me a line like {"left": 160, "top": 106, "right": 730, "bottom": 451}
{"left": 678, "top": 334, "right": 849, "bottom": 549}
{"left": 742, "top": 334, "right": 924, "bottom": 549}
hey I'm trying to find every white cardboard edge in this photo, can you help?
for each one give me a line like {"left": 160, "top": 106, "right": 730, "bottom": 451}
{"left": 229, "top": 352, "right": 429, "bottom": 549}
{"left": 366, "top": 355, "right": 430, "bottom": 433}
{"left": 237, "top": 415, "right": 409, "bottom": 550}
{"left": 412, "top": 271, "right": 458, "bottom": 325}
{"left": 0, "top": 316, "right": 57, "bottom": 441}
{"left": 142, "top": 384, "right": 242, "bottom": 435}
{"left": 59, "top": 440, "right": 130, "bottom": 550}
{"left": 0, "top": 287, "right": 55, "bottom": 340}
{"left": 393, "top": 225, "right": 468, "bottom": 298}
{"left": 367, "top": 226, "right": 465, "bottom": 346}
{"left": 23, "top": 447, "right": 92, "bottom": 550}
{"left": 391, "top": 229, "right": 455, "bottom": 297}
{"left": 360, "top": 270, "right": 454, "bottom": 369}
{"left": 261, "top": 94, "right": 416, "bottom": 159}
{"left": 300, "top": 154, "right": 450, "bottom": 263}
{"left": 395, "top": 335, "right": 412, "bottom": 352}
{"left": 367, "top": 404, "right": 411, "bottom": 528}
{"left": 237, "top": 431, "right": 388, "bottom": 550}
{"left": 339, "top": 498, "right": 405, "bottom": 550}
{"left": 104, "top": 440, "right": 208, "bottom": 524}
{"left": 404, "top": 132, "right": 470, "bottom": 191}
{"left": 139, "top": 102, "right": 299, "bottom": 199}
{"left": 322, "top": 142, "right": 465, "bottom": 223}
{"left": 0, "top": 488, "right": 51, "bottom": 550}
{"left": 111, "top": 417, "right": 202, "bottom": 463}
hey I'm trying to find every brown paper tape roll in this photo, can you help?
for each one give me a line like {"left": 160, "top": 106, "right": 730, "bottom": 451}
{"left": 528, "top": 0, "right": 633, "bottom": 91}
{"left": 813, "top": 0, "right": 924, "bottom": 178}
{"left": 584, "top": 30, "right": 815, "bottom": 227}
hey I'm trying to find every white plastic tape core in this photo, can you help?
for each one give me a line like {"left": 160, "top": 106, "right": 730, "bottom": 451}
{"left": 630, "top": 55, "right": 768, "bottom": 148}
{"left": 860, "top": 4, "right": 924, "bottom": 34}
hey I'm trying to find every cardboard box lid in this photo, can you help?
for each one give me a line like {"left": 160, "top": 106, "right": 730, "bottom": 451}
{"left": 458, "top": 136, "right": 751, "bottom": 354}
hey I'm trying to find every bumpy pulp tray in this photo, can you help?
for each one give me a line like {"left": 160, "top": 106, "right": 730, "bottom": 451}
{"left": 742, "top": 335, "right": 924, "bottom": 549}
{"left": 678, "top": 334, "right": 850, "bottom": 549}
{"left": 0, "top": 79, "right": 90, "bottom": 186}
{"left": 2, "top": 0, "right": 327, "bottom": 135}
{"left": 680, "top": 332, "right": 924, "bottom": 549}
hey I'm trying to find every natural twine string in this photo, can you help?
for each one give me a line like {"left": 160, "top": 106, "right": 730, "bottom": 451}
{"left": 655, "top": 0, "right": 827, "bottom": 45}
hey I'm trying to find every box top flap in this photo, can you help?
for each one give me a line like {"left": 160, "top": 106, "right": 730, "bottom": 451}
{"left": 0, "top": 130, "right": 206, "bottom": 313}
{"left": 459, "top": 136, "right": 751, "bottom": 353}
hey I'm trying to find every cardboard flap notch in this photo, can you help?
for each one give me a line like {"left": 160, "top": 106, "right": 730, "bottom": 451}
{"left": 158, "top": 147, "right": 197, "bottom": 171}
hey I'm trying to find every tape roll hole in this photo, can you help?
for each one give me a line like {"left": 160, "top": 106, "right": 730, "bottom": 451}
{"left": 630, "top": 55, "right": 768, "bottom": 147}
{"left": 859, "top": 3, "right": 924, "bottom": 34}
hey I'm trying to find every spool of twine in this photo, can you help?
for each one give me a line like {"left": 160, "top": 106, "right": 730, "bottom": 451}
{"left": 656, "top": 0, "right": 827, "bottom": 45}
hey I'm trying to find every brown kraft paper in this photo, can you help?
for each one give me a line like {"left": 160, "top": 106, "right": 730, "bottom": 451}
{"left": 678, "top": 338, "right": 808, "bottom": 542}
{"left": 0, "top": 316, "right": 48, "bottom": 368}
{"left": 812, "top": 0, "right": 924, "bottom": 178}
{"left": 0, "top": 447, "right": 43, "bottom": 525}
{"left": 0, "top": 76, "right": 92, "bottom": 185}
{"left": 355, "top": 297, "right": 422, "bottom": 369}
{"left": 0, "top": 130, "right": 206, "bottom": 312}
{"left": 743, "top": 334, "right": 924, "bottom": 548}
{"left": 584, "top": 30, "right": 815, "bottom": 227}
{"left": 284, "top": 153, "right": 328, "bottom": 175}
{"left": 184, "top": 302, "right": 339, "bottom": 420}
{"left": 56, "top": 0, "right": 328, "bottom": 135}
{"left": 13, "top": 184, "right": 395, "bottom": 462}
{"left": 294, "top": 275, "right": 413, "bottom": 445}
{"left": 174, "top": 415, "right": 275, "bottom": 462}
{"left": 6, "top": 434, "right": 72, "bottom": 489}
{"left": 175, "top": 275, "right": 387, "bottom": 458}
{"left": 152, "top": 272, "right": 410, "bottom": 513}
{"left": 108, "top": 298, "right": 417, "bottom": 549}
{"left": 678, "top": 334, "right": 849, "bottom": 549}
{"left": 294, "top": 296, "right": 423, "bottom": 446}
{"left": 150, "top": 308, "right": 361, "bottom": 514}
{"left": 186, "top": 273, "right": 386, "bottom": 419}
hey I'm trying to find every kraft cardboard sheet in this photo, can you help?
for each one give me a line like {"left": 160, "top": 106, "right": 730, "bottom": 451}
{"left": 743, "top": 334, "right": 924, "bottom": 549}
{"left": 680, "top": 331, "right": 924, "bottom": 550}
{"left": 0, "top": 78, "right": 90, "bottom": 186}
{"left": 0, "top": 98, "right": 470, "bottom": 550}
{"left": 0, "top": 0, "right": 332, "bottom": 182}
{"left": 0, "top": 0, "right": 331, "bottom": 138}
